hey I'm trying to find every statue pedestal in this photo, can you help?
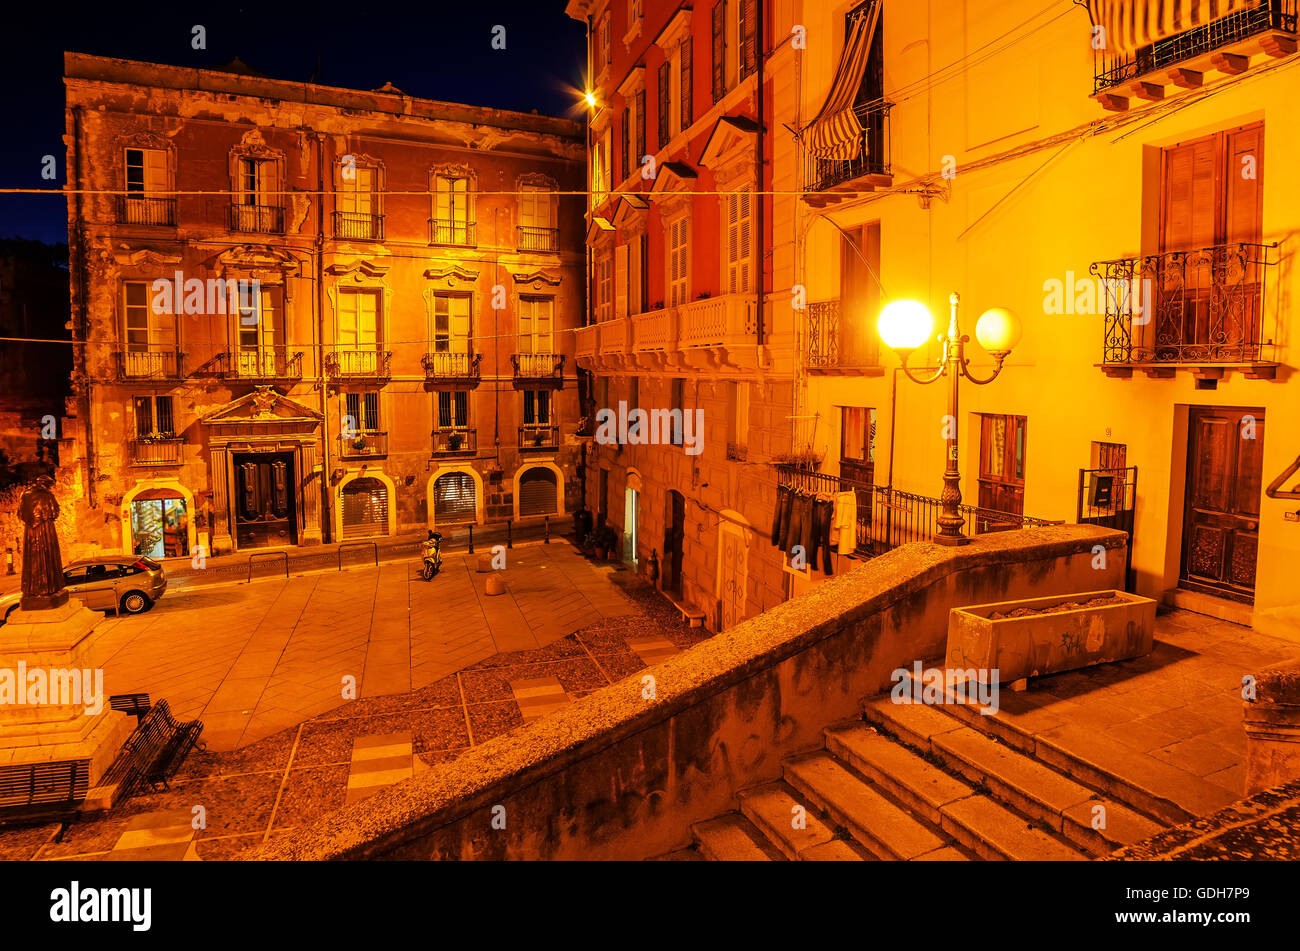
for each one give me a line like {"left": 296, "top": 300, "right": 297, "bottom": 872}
{"left": 0, "top": 599, "right": 133, "bottom": 813}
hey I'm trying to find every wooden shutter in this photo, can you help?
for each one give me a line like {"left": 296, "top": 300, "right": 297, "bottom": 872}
{"left": 658, "top": 62, "right": 671, "bottom": 148}
{"left": 621, "top": 106, "right": 631, "bottom": 182}
{"left": 519, "top": 468, "right": 558, "bottom": 517}
{"left": 615, "top": 244, "right": 629, "bottom": 318}
{"left": 640, "top": 234, "right": 650, "bottom": 310}
{"left": 712, "top": 1, "right": 726, "bottom": 102}
{"left": 143, "top": 149, "right": 168, "bottom": 194}
{"left": 1224, "top": 124, "right": 1263, "bottom": 246}
{"left": 680, "top": 38, "right": 693, "bottom": 130}
{"left": 726, "top": 190, "right": 752, "bottom": 293}
{"left": 1161, "top": 135, "right": 1218, "bottom": 254}
{"left": 635, "top": 89, "right": 647, "bottom": 164}
{"left": 741, "top": 0, "right": 757, "bottom": 78}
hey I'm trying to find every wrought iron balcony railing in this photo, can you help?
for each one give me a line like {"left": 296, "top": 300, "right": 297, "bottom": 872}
{"left": 1094, "top": 0, "right": 1297, "bottom": 94}
{"left": 511, "top": 352, "right": 565, "bottom": 381}
{"left": 805, "top": 101, "right": 893, "bottom": 193}
{"left": 430, "top": 218, "right": 476, "bottom": 247}
{"left": 230, "top": 203, "right": 284, "bottom": 234}
{"left": 220, "top": 347, "right": 303, "bottom": 382}
{"left": 325, "top": 348, "right": 393, "bottom": 381}
{"left": 517, "top": 226, "right": 559, "bottom": 252}
{"left": 519, "top": 424, "right": 559, "bottom": 451}
{"left": 807, "top": 298, "right": 881, "bottom": 372}
{"left": 776, "top": 464, "right": 1060, "bottom": 556}
{"left": 1090, "top": 242, "right": 1278, "bottom": 368}
{"left": 333, "top": 211, "right": 384, "bottom": 240}
{"left": 421, "top": 351, "right": 481, "bottom": 384}
{"left": 808, "top": 300, "right": 841, "bottom": 369}
{"left": 117, "top": 195, "right": 176, "bottom": 226}
{"left": 118, "top": 348, "right": 184, "bottom": 381}
{"left": 339, "top": 429, "right": 388, "bottom": 459}
{"left": 130, "top": 436, "right": 183, "bottom": 467}
{"left": 431, "top": 427, "right": 477, "bottom": 455}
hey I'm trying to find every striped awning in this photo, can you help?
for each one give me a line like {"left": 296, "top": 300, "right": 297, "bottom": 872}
{"left": 1088, "top": 0, "right": 1260, "bottom": 57}
{"left": 804, "top": 0, "right": 882, "bottom": 161}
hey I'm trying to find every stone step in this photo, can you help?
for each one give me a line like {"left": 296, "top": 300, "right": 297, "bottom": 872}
{"left": 783, "top": 751, "right": 952, "bottom": 860}
{"left": 939, "top": 795, "right": 1089, "bottom": 861}
{"left": 692, "top": 814, "right": 784, "bottom": 861}
{"left": 930, "top": 726, "right": 1166, "bottom": 855}
{"left": 738, "top": 781, "right": 868, "bottom": 861}
{"left": 861, "top": 696, "right": 965, "bottom": 751}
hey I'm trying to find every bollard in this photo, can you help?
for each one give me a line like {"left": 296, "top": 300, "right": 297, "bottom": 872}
{"left": 507, "top": 519, "right": 513, "bottom": 549}
{"left": 468, "top": 524, "right": 474, "bottom": 554}
{"left": 544, "top": 516, "right": 550, "bottom": 544}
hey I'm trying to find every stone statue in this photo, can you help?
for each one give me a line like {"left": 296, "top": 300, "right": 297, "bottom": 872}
{"left": 19, "top": 477, "right": 68, "bottom": 611}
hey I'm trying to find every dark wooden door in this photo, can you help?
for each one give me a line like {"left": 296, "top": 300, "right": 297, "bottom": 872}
{"left": 664, "top": 490, "right": 685, "bottom": 594}
{"left": 1182, "top": 407, "right": 1264, "bottom": 603}
{"left": 977, "top": 414, "right": 1027, "bottom": 519}
{"left": 234, "top": 452, "right": 297, "bottom": 549}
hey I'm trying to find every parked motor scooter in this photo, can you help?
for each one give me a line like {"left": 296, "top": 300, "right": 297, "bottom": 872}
{"left": 421, "top": 530, "right": 443, "bottom": 581}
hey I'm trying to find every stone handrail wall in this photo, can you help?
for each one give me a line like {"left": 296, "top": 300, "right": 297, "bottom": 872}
{"left": 258, "top": 524, "right": 1126, "bottom": 861}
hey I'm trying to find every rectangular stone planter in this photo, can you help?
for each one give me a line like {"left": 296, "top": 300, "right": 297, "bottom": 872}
{"left": 945, "top": 589, "right": 1157, "bottom": 685}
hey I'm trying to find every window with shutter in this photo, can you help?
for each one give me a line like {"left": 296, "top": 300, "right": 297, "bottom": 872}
{"left": 668, "top": 217, "right": 689, "bottom": 306}
{"left": 741, "top": 0, "right": 758, "bottom": 79}
{"left": 725, "top": 189, "right": 753, "bottom": 294}
{"left": 658, "top": 62, "right": 671, "bottom": 148}
{"left": 615, "top": 244, "right": 629, "bottom": 319}
{"left": 712, "top": 1, "right": 726, "bottom": 103}
{"left": 635, "top": 89, "right": 647, "bottom": 164}
{"left": 134, "top": 396, "right": 153, "bottom": 437}
{"left": 680, "top": 38, "right": 693, "bottom": 131}
{"left": 621, "top": 106, "right": 631, "bottom": 182}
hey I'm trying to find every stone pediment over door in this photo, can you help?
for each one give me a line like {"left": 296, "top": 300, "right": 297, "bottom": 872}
{"left": 200, "top": 385, "right": 323, "bottom": 444}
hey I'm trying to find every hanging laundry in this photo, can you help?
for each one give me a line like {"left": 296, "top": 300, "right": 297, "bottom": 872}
{"left": 814, "top": 498, "right": 835, "bottom": 575}
{"left": 832, "top": 490, "right": 857, "bottom": 555}
{"left": 771, "top": 486, "right": 790, "bottom": 548}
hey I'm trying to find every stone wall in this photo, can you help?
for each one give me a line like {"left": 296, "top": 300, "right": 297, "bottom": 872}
{"left": 258, "top": 523, "right": 1126, "bottom": 861}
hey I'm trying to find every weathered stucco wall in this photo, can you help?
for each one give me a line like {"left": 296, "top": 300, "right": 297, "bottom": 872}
{"left": 258, "top": 523, "right": 1125, "bottom": 861}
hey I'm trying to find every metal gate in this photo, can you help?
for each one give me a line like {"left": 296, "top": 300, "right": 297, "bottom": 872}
{"left": 1077, "top": 465, "right": 1138, "bottom": 592}
{"left": 341, "top": 477, "right": 389, "bottom": 538}
{"left": 518, "top": 467, "right": 557, "bottom": 517}
{"left": 434, "top": 471, "right": 476, "bottom": 522}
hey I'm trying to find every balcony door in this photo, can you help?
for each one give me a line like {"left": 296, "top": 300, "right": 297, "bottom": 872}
{"left": 1181, "top": 407, "right": 1264, "bottom": 603}
{"left": 236, "top": 286, "right": 283, "bottom": 376}
{"left": 124, "top": 281, "right": 176, "bottom": 376}
{"left": 337, "top": 288, "right": 380, "bottom": 373}
{"left": 977, "top": 413, "right": 1027, "bottom": 518}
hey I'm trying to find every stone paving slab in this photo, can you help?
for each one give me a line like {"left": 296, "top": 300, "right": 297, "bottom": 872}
{"left": 90, "top": 544, "right": 637, "bottom": 751}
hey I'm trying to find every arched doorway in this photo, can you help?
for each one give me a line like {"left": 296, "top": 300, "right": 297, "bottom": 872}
{"left": 518, "top": 467, "right": 558, "bottom": 517}
{"left": 433, "top": 471, "right": 477, "bottom": 523}
{"left": 341, "top": 476, "right": 390, "bottom": 538}
{"left": 128, "top": 488, "right": 190, "bottom": 558}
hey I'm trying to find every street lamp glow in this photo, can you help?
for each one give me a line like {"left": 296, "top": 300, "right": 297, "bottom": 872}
{"left": 877, "top": 299, "right": 934, "bottom": 352}
{"left": 583, "top": 91, "right": 597, "bottom": 108}
{"left": 975, "top": 307, "right": 1022, "bottom": 355}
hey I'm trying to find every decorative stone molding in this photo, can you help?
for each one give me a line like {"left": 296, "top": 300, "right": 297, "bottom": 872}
{"left": 424, "top": 264, "right": 480, "bottom": 288}
{"left": 112, "top": 247, "right": 183, "bottom": 268}
{"left": 510, "top": 269, "right": 563, "bottom": 289}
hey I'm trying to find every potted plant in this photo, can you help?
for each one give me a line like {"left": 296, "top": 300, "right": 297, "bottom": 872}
{"left": 533, "top": 429, "right": 546, "bottom": 447}
{"left": 447, "top": 431, "right": 463, "bottom": 451}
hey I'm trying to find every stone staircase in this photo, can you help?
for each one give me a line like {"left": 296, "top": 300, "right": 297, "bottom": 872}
{"left": 662, "top": 690, "right": 1175, "bottom": 861}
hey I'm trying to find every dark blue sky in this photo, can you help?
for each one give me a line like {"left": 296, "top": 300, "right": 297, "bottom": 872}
{"left": 0, "top": 1, "right": 588, "bottom": 244}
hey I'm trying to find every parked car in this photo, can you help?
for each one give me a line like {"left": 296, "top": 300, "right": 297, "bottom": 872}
{"left": 61, "top": 556, "right": 167, "bottom": 615}
{"left": 0, "top": 556, "right": 166, "bottom": 624}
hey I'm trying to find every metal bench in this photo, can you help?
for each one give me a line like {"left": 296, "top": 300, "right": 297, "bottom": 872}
{"left": 100, "top": 699, "right": 205, "bottom": 799}
{"left": 0, "top": 761, "right": 89, "bottom": 822}
{"left": 108, "top": 692, "right": 152, "bottom": 724}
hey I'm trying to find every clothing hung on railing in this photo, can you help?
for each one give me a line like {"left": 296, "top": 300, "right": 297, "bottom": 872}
{"left": 830, "top": 490, "right": 857, "bottom": 556}
{"left": 771, "top": 483, "right": 835, "bottom": 576}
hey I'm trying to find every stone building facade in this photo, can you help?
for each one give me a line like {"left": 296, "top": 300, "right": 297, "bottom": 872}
{"left": 567, "top": 0, "right": 813, "bottom": 632}
{"left": 61, "top": 53, "right": 585, "bottom": 560}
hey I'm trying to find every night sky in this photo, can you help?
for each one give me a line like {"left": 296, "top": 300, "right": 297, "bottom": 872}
{"left": 0, "top": 1, "right": 588, "bottom": 245}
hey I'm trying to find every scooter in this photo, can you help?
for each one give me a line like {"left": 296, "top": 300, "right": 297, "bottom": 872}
{"left": 421, "top": 531, "right": 443, "bottom": 581}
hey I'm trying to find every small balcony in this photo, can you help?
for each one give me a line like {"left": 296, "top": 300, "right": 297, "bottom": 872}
{"left": 1093, "top": 0, "right": 1297, "bottom": 109}
{"left": 430, "top": 218, "right": 476, "bottom": 247}
{"left": 518, "top": 226, "right": 559, "bottom": 252}
{"left": 325, "top": 348, "right": 393, "bottom": 383}
{"left": 333, "top": 211, "right": 384, "bottom": 240}
{"left": 511, "top": 352, "right": 565, "bottom": 385}
{"left": 678, "top": 293, "right": 761, "bottom": 370}
{"left": 230, "top": 203, "right": 284, "bottom": 234}
{"left": 118, "top": 348, "right": 184, "bottom": 381}
{"left": 117, "top": 195, "right": 176, "bottom": 226}
{"left": 421, "top": 351, "right": 481, "bottom": 386}
{"left": 574, "top": 325, "right": 598, "bottom": 364}
{"left": 131, "top": 435, "right": 183, "bottom": 467}
{"left": 219, "top": 347, "right": 303, "bottom": 383}
{"left": 519, "top": 424, "right": 560, "bottom": 452}
{"left": 431, "top": 427, "right": 477, "bottom": 455}
{"left": 1091, "top": 241, "right": 1279, "bottom": 380}
{"left": 803, "top": 102, "right": 893, "bottom": 207}
{"left": 806, "top": 299, "right": 883, "bottom": 376}
{"left": 339, "top": 429, "right": 388, "bottom": 460}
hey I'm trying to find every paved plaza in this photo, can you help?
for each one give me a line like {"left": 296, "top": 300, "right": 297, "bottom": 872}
{"left": 88, "top": 543, "right": 638, "bottom": 751}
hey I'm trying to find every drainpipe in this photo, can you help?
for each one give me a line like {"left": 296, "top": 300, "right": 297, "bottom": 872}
{"left": 315, "top": 132, "right": 332, "bottom": 543}
{"left": 72, "top": 105, "right": 96, "bottom": 507}
{"left": 755, "top": 0, "right": 766, "bottom": 346}
{"left": 582, "top": 11, "right": 594, "bottom": 513}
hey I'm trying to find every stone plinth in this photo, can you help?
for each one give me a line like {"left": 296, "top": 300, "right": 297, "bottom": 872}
{"left": 1244, "top": 658, "right": 1300, "bottom": 796}
{"left": 0, "top": 599, "right": 132, "bottom": 806}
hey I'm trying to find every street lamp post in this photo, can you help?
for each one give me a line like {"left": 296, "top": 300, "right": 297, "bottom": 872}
{"left": 878, "top": 292, "right": 1022, "bottom": 546}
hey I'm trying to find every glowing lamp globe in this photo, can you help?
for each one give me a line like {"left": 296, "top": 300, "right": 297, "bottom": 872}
{"left": 974, "top": 307, "right": 1022, "bottom": 354}
{"left": 877, "top": 300, "right": 934, "bottom": 352}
